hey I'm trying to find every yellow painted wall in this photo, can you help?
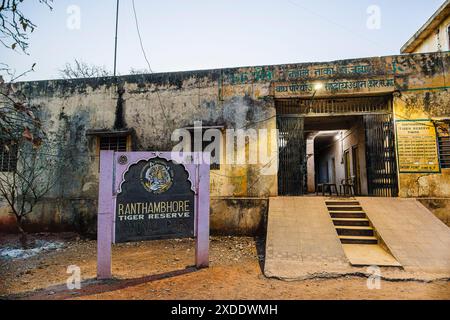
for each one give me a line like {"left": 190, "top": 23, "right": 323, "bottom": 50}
{"left": 393, "top": 89, "right": 450, "bottom": 197}
{"left": 413, "top": 15, "right": 450, "bottom": 53}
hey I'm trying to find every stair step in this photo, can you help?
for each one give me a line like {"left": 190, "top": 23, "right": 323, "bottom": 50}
{"left": 332, "top": 218, "right": 370, "bottom": 226}
{"left": 339, "top": 235, "right": 378, "bottom": 244}
{"left": 327, "top": 204, "right": 362, "bottom": 208}
{"left": 326, "top": 201, "right": 360, "bottom": 206}
{"left": 336, "top": 226, "right": 374, "bottom": 236}
{"left": 327, "top": 205, "right": 363, "bottom": 211}
{"left": 336, "top": 226, "right": 373, "bottom": 230}
{"left": 330, "top": 211, "right": 366, "bottom": 218}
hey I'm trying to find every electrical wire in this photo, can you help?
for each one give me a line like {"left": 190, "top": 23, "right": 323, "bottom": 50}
{"left": 131, "top": 0, "right": 170, "bottom": 126}
{"left": 131, "top": 0, "right": 154, "bottom": 74}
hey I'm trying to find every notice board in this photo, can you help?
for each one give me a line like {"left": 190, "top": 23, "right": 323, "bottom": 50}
{"left": 396, "top": 120, "right": 440, "bottom": 173}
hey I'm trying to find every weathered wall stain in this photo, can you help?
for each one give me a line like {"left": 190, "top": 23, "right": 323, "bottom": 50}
{"left": 114, "top": 83, "right": 126, "bottom": 129}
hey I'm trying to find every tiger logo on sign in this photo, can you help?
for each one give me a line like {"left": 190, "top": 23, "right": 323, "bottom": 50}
{"left": 140, "top": 160, "right": 173, "bottom": 194}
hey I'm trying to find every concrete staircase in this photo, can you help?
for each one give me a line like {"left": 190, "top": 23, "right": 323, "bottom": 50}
{"left": 326, "top": 199, "right": 378, "bottom": 245}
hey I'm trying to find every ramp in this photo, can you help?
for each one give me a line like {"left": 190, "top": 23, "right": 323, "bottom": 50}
{"left": 358, "top": 197, "right": 450, "bottom": 274}
{"left": 264, "top": 197, "right": 350, "bottom": 279}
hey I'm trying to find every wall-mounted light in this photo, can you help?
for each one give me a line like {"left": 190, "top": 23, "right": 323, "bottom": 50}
{"left": 313, "top": 82, "right": 324, "bottom": 91}
{"left": 334, "top": 133, "right": 340, "bottom": 141}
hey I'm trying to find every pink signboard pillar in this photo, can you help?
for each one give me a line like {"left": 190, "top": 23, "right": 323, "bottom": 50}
{"left": 195, "top": 153, "right": 210, "bottom": 268}
{"left": 97, "top": 150, "right": 114, "bottom": 279}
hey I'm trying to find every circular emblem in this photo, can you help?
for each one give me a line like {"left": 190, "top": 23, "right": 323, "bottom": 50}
{"left": 118, "top": 155, "right": 128, "bottom": 165}
{"left": 140, "top": 160, "right": 173, "bottom": 194}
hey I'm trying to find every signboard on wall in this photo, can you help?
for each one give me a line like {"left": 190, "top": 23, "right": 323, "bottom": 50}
{"left": 272, "top": 78, "right": 395, "bottom": 98}
{"left": 396, "top": 120, "right": 440, "bottom": 173}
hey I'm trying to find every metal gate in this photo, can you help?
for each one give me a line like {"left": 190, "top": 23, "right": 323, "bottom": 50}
{"left": 364, "top": 114, "right": 398, "bottom": 197}
{"left": 277, "top": 116, "right": 306, "bottom": 196}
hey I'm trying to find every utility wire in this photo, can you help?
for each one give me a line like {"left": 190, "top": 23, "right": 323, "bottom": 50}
{"left": 131, "top": 0, "right": 154, "bottom": 74}
{"left": 131, "top": 0, "right": 170, "bottom": 125}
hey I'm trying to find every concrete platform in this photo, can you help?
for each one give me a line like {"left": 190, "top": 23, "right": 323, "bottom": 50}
{"left": 342, "top": 244, "right": 401, "bottom": 267}
{"left": 264, "top": 197, "right": 350, "bottom": 279}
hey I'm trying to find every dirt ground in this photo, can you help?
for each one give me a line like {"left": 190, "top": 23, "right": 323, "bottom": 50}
{"left": 0, "top": 233, "right": 449, "bottom": 300}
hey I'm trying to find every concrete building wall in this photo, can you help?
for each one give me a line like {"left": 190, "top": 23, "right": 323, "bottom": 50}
{"left": 1, "top": 51, "right": 449, "bottom": 234}
{"left": 394, "top": 89, "right": 450, "bottom": 198}
{"left": 0, "top": 71, "right": 278, "bottom": 235}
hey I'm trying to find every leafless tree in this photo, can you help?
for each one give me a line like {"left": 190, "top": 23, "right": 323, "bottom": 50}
{"left": 0, "top": 74, "right": 73, "bottom": 248}
{"left": 59, "top": 59, "right": 113, "bottom": 79}
{"left": 0, "top": 70, "right": 44, "bottom": 146}
{"left": 0, "top": 78, "right": 51, "bottom": 248}
{"left": 0, "top": 138, "right": 65, "bottom": 247}
{"left": 0, "top": 0, "right": 53, "bottom": 53}
{"left": 128, "top": 67, "right": 150, "bottom": 75}
{"left": 1, "top": 0, "right": 52, "bottom": 146}
{"left": 0, "top": 1, "right": 58, "bottom": 247}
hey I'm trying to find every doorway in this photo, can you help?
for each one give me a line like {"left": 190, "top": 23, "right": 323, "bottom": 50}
{"left": 276, "top": 96, "right": 398, "bottom": 197}
{"left": 311, "top": 115, "right": 368, "bottom": 196}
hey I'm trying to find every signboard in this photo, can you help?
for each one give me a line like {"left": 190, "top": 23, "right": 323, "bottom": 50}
{"left": 272, "top": 78, "right": 395, "bottom": 98}
{"left": 396, "top": 120, "right": 440, "bottom": 173}
{"left": 97, "top": 151, "right": 210, "bottom": 279}
{"left": 115, "top": 158, "right": 195, "bottom": 242}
